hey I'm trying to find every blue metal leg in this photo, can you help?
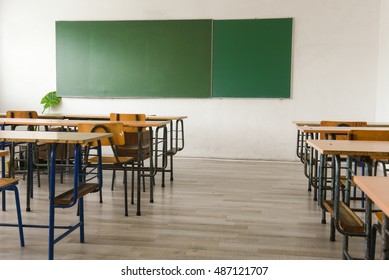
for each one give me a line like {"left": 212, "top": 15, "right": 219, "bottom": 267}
{"left": 26, "top": 142, "right": 34, "bottom": 212}
{"left": 48, "top": 143, "right": 58, "bottom": 260}
{"left": 79, "top": 198, "right": 85, "bottom": 243}
{"left": 13, "top": 186, "right": 25, "bottom": 247}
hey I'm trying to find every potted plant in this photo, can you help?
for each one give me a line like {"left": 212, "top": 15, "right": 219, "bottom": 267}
{"left": 41, "top": 91, "right": 61, "bottom": 114}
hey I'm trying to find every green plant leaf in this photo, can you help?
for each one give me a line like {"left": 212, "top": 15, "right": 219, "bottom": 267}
{"left": 41, "top": 91, "right": 61, "bottom": 113}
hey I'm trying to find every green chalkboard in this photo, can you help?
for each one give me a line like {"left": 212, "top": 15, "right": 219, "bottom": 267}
{"left": 56, "top": 20, "right": 212, "bottom": 98}
{"left": 212, "top": 18, "right": 293, "bottom": 98}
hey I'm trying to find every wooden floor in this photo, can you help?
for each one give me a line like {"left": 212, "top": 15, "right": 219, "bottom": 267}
{"left": 0, "top": 158, "right": 367, "bottom": 260}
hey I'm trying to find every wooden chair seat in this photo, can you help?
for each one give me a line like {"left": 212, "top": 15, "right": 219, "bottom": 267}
{"left": 0, "top": 177, "right": 20, "bottom": 189}
{"left": 54, "top": 183, "right": 100, "bottom": 206}
{"left": 323, "top": 200, "right": 365, "bottom": 233}
{"left": 88, "top": 155, "right": 134, "bottom": 165}
{"left": 0, "top": 175, "right": 24, "bottom": 247}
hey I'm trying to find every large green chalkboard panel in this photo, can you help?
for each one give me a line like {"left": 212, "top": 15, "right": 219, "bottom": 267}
{"left": 56, "top": 20, "right": 212, "bottom": 98}
{"left": 212, "top": 18, "right": 293, "bottom": 98}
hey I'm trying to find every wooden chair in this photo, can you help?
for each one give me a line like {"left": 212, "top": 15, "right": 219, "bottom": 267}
{"left": 310, "top": 121, "right": 368, "bottom": 203}
{"left": 340, "top": 130, "right": 389, "bottom": 258}
{"left": 109, "top": 113, "right": 151, "bottom": 192}
{"left": 109, "top": 113, "right": 150, "bottom": 161}
{"left": 347, "top": 130, "right": 389, "bottom": 176}
{"left": 319, "top": 121, "right": 367, "bottom": 190}
{"left": 6, "top": 110, "right": 71, "bottom": 186}
{"left": 6, "top": 110, "right": 39, "bottom": 128}
{"left": 319, "top": 120, "right": 367, "bottom": 140}
{"left": 78, "top": 122, "right": 134, "bottom": 216}
{"left": 0, "top": 150, "right": 24, "bottom": 247}
{"left": 6, "top": 110, "right": 39, "bottom": 172}
{"left": 5, "top": 110, "right": 47, "bottom": 199}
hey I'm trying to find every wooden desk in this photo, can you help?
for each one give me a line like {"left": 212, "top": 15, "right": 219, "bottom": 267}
{"left": 146, "top": 115, "right": 187, "bottom": 121}
{"left": 0, "top": 117, "right": 111, "bottom": 128}
{"left": 143, "top": 116, "right": 187, "bottom": 181}
{"left": 306, "top": 139, "right": 389, "bottom": 259}
{"left": 1, "top": 113, "right": 187, "bottom": 177}
{"left": 353, "top": 176, "right": 389, "bottom": 260}
{"left": 294, "top": 121, "right": 389, "bottom": 127}
{"left": 294, "top": 122, "right": 389, "bottom": 163}
{"left": 120, "top": 120, "right": 169, "bottom": 215}
{"left": 297, "top": 126, "right": 389, "bottom": 199}
{"left": 0, "top": 130, "right": 110, "bottom": 210}
{"left": 59, "top": 115, "right": 187, "bottom": 181}
{"left": 0, "top": 130, "right": 111, "bottom": 259}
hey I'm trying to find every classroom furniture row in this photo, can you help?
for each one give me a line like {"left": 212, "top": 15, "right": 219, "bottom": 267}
{"left": 294, "top": 120, "right": 389, "bottom": 260}
{"left": 0, "top": 112, "right": 186, "bottom": 183}
{"left": 0, "top": 113, "right": 176, "bottom": 214}
{"left": 0, "top": 111, "right": 187, "bottom": 259}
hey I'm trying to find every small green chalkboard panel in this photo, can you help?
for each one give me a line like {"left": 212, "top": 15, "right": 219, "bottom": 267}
{"left": 56, "top": 20, "right": 212, "bottom": 98}
{"left": 212, "top": 18, "right": 293, "bottom": 98}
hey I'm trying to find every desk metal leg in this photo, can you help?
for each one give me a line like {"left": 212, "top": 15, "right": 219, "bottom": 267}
{"left": 157, "top": 125, "right": 168, "bottom": 189}
{"left": 136, "top": 127, "right": 142, "bottom": 216}
{"left": 318, "top": 153, "right": 327, "bottom": 224}
{"left": 364, "top": 197, "right": 372, "bottom": 260}
{"left": 382, "top": 214, "right": 389, "bottom": 260}
{"left": 296, "top": 130, "right": 301, "bottom": 161}
{"left": 149, "top": 127, "right": 154, "bottom": 202}
{"left": 48, "top": 143, "right": 58, "bottom": 260}
{"left": 26, "top": 142, "right": 33, "bottom": 212}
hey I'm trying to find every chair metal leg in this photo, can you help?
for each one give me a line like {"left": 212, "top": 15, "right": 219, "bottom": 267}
{"left": 124, "top": 169, "right": 128, "bottom": 216}
{"left": 1, "top": 193, "right": 5, "bottom": 211}
{"left": 131, "top": 164, "right": 135, "bottom": 205}
{"left": 0, "top": 185, "right": 25, "bottom": 247}
{"left": 170, "top": 154, "right": 174, "bottom": 181}
{"left": 111, "top": 169, "right": 116, "bottom": 191}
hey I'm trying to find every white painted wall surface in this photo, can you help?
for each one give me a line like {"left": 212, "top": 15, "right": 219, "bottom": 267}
{"left": 0, "top": 0, "right": 381, "bottom": 161}
{"left": 376, "top": 0, "right": 389, "bottom": 121}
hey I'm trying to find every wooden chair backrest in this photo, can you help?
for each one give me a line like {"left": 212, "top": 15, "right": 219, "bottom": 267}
{"left": 347, "top": 130, "right": 389, "bottom": 141}
{"left": 77, "top": 123, "right": 125, "bottom": 146}
{"left": 110, "top": 113, "right": 146, "bottom": 132}
{"left": 348, "top": 130, "right": 389, "bottom": 160}
{"left": 6, "top": 110, "right": 38, "bottom": 119}
{"left": 320, "top": 120, "right": 367, "bottom": 140}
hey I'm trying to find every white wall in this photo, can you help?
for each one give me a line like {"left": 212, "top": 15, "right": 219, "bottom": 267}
{"left": 376, "top": 0, "right": 389, "bottom": 121}
{"left": 0, "top": 0, "right": 381, "bottom": 161}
